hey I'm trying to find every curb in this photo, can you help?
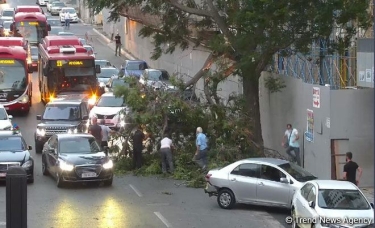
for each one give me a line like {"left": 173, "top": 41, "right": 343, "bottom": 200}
{"left": 92, "top": 28, "right": 136, "bottom": 60}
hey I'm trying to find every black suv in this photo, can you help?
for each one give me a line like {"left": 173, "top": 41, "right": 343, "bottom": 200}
{"left": 34, "top": 95, "right": 90, "bottom": 153}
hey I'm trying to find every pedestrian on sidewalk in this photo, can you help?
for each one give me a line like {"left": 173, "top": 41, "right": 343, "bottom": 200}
{"left": 88, "top": 117, "right": 102, "bottom": 146}
{"left": 99, "top": 119, "right": 115, "bottom": 151}
{"left": 132, "top": 125, "right": 145, "bottom": 169}
{"left": 115, "top": 33, "right": 121, "bottom": 56}
{"left": 160, "top": 132, "right": 174, "bottom": 174}
{"left": 343, "top": 152, "right": 363, "bottom": 186}
{"left": 193, "top": 127, "right": 208, "bottom": 170}
{"left": 282, "top": 124, "right": 301, "bottom": 166}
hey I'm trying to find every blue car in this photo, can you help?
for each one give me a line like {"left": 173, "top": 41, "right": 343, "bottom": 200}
{"left": 119, "top": 60, "right": 148, "bottom": 78}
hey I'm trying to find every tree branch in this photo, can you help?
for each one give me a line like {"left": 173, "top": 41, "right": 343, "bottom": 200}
{"left": 183, "top": 53, "right": 213, "bottom": 88}
{"left": 203, "top": 77, "right": 215, "bottom": 104}
{"left": 205, "top": 0, "right": 234, "bottom": 44}
{"left": 166, "top": 0, "right": 212, "bottom": 17}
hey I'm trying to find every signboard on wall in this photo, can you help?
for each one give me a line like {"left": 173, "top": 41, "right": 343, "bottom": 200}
{"left": 357, "top": 38, "right": 374, "bottom": 88}
{"left": 312, "top": 87, "right": 320, "bottom": 108}
{"left": 305, "top": 109, "right": 314, "bottom": 142}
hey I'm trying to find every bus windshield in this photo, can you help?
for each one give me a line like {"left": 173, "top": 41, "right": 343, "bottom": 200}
{"left": 50, "top": 67, "right": 97, "bottom": 92}
{"left": 15, "top": 22, "right": 45, "bottom": 43}
{"left": 0, "top": 59, "right": 26, "bottom": 91}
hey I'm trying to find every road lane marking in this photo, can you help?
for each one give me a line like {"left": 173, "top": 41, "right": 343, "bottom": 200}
{"left": 129, "top": 184, "right": 143, "bottom": 197}
{"left": 154, "top": 212, "right": 172, "bottom": 228}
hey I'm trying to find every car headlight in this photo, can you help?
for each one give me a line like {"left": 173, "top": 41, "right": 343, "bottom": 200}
{"left": 59, "top": 160, "right": 74, "bottom": 171}
{"left": 103, "top": 160, "right": 113, "bottom": 169}
{"left": 3, "top": 126, "right": 12, "bottom": 130}
{"left": 88, "top": 95, "right": 96, "bottom": 105}
{"left": 36, "top": 128, "right": 46, "bottom": 136}
{"left": 18, "top": 94, "right": 29, "bottom": 104}
{"left": 67, "top": 128, "right": 78, "bottom": 134}
{"left": 22, "top": 160, "right": 33, "bottom": 168}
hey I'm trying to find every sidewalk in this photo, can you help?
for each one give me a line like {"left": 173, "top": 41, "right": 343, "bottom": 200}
{"left": 361, "top": 187, "right": 374, "bottom": 202}
{"left": 91, "top": 26, "right": 136, "bottom": 61}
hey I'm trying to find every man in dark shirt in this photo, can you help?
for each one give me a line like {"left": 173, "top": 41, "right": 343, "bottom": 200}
{"left": 132, "top": 125, "right": 145, "bottom": 169}
{"left": 88, "top": 117, "right": 103, "bottom": 145}
{"left": 343, "top": 152, "right": 362, "bottom": 186}
{"left": 114, "top": 33, "right": 121, "bottom": 56}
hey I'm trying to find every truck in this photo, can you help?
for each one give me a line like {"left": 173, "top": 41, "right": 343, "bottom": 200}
{"left": 11, "top": 12, "right": 51, "bottom": 45}
{"left": 0, "top": 46, "right": 33, "bottom": 114}
{"left": 38, "top": 36, "right": 101, "bottom": 106}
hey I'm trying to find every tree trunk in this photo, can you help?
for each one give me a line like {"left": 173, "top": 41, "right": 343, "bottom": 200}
{"left": 242, "top": 73, "right": 263, "bottom": 145}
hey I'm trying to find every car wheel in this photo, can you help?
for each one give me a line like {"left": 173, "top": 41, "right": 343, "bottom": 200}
{"left": 103, "top": 178, "right": 113, "bottom": 187}
{"left": 42, "top": 158, "right": 49, "bottom": 176}
{"left": 35, "top": 142, "right": 43, "bottom": 154}
{"left": 56, "top": 173, "right": 64, "bottom": 188}
{"left": 291, "top": 209, "right": 299, "bottom": 228}
{"left": 217, "top": 189, "right": 235, "bottom": 209}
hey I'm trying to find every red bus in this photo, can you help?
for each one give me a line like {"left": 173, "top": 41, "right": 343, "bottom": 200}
{"left": 11, "top": 12, "right": 51, "bottom": 45}
{"left": 0, "top": 37, "right": 32, "bottom": 69}
{"left": 0, "top": 46, "right": 33, "bottom": 114}
{"left": 15, "top": 6, "right": 44, "bottom": 14}
{"left": 38, "top": 36, "right": 101, "bottom": 105}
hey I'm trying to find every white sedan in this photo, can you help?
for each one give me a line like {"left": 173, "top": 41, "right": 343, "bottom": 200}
{"left": 0, "top": 105, "right": 13, "bottom": 130}
{"left": 291, "top": 180, "right": 374, "bottom": 228}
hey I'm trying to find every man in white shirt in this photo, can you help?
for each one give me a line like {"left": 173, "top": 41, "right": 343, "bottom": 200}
{"left": 160, "top": 133, "right": 174, "bottom": 174}
{"left": 282, "top": 124, "right": 301, "bottom": 166}
{"left": 99, "top": 119, "right": 114, "bottom": 151}
{"left": 64, "top": 11, "right": 70, "bottom": 29}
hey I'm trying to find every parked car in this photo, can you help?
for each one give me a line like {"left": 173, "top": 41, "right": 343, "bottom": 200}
{"left": 291, "top": 180, "right": 374, "bottom": 228}
{"left": 204, "top": 158, "right": 317, "bottom": 209}
{"left": 139, "top": 69, "right": 170, "bottom": 89}
{"left": 83, "top": 45, "right": 95, "bottom": 58}
{"left": 95, "top": 59, "right": 115, "bottom": 68}
{"left": 50, "top": 2, "right": 66, "bottom": 16}
{"left": 49, "top": 26, "right": 64, "bottom": 35}
{"left": 119, "top": 60, "right": 148, "bottom": 78}
{"left": 41, "top": 133, "right": 114, "bottom": 187}
{"left": 0, "top": 131, "right": 34, "bottom": 183}
{"left": 59, "top": 7, "right": 78, "bottom": 23}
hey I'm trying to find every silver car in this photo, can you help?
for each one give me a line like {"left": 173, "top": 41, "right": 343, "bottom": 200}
{"left": 204, "top": 157, "right": 317, "bottom": 209}
{"left": 291, "top": 180, "right": 374, "bottom": 228}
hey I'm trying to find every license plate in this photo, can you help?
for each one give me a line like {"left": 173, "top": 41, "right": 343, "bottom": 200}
{"left": 0, "top": 173, "right": 6, "bottom": 177}
{"left": 105, "top": 119, "right": 112, "bottom": 124}
{"left": 81, "top": 172, "right": 96, "bottom": 178}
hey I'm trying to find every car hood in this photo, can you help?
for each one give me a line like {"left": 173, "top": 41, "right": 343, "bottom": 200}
{"left": 317, "top": 208, "right": 374, "bottom": 226}
{"left": 59, "top": 152, "right": 107, "bottom": 165}
{"left": 125, "top": 70, "right": 143, "bottom": 77}
{"left": 0, "top": 119, "right": 12, "bottom": 129}
{"left": 91, "top": 106, "right": 123, "bottom": 116}
{"left": 38, "top": 120, "right": 80, "bottom": 128}
{"left": 0, "top": 150, "right": 29, "bottom": 163}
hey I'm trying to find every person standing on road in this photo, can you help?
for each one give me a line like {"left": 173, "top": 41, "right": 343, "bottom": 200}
{"left": 114, "top": 33, "right": 121, "bottom": 56}
{"left": 343, "top": 152, "right": 363, "bottom": 186}
{"left": 193, "top": 127, "right": 208, "bottom": 170}
{"left": 132, "top": 125, "right": 145, "bottom": 169}
{"left": 282, "top": 124, "right": 301, "bottom": 166}
{"left": 160, "top": 132, "right": 174, "bottom": 174}
{"left": 88, "top": 117, "right": 102, "bottom": 145}
{"left": 64, "top": 11, "right": 71, "bottom": 29}
{"left": 99, "top": 119, "right": 115, "bottom": 149}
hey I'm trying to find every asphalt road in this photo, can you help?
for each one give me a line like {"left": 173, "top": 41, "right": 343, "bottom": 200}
{"left": 0, "top": 1, "right": 292, "bottom": 227}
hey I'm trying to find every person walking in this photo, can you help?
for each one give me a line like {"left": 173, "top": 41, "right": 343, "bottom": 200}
{"left": 160, "top": 132, "right": 174, "bottom": 174}
{"left": 282, "top": 124, "right": 301, "bottom": 166}
{"left": 193, "top": 127, "right": 208, "bottom": 170}
{"left": 64, "top": 11, "right": 71, "bottom": 29}
{"left": 99, "top": 119, "right": 115, "bottom": 150}
{"left": 132, "top": 125, "right": 145, "bottom": 169}
{"left": 88, "top": 117, "right": 102, "bottom": 146}
{"left": 114, "top": 33, "right": 121, "bottom": 56}
{"left": 343, "top": 152, "right": 363, "bottom": 186}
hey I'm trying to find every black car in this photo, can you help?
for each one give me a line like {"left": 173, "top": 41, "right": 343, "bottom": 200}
{"left": 30, "top": 46, "right": 38, "bottom": 72}
{"left": 41, "top": 134, "right": 114, "bottom": 187}
{"left": 34, "top": 95, "right": 90, "bottom": 153}
{"left": 0, "top": 131, "right": 34, "bottom": 183}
